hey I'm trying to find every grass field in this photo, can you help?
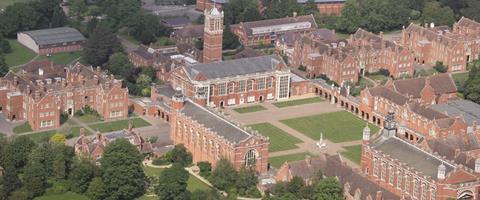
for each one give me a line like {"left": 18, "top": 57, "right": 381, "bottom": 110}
{"left": 269, "top": 152, "right": 313, "bottom": 168}
{"left": 36, "top": 51, "right": 82, "bottom": 65}
{"left": 143, "top": 166, "right": 211, "bottom": 192}
{"left": 281, "top": 111, "right": 379, "bottom": 143}
{"left": 452, "top": 72, "right": 469, "bottom": 87}
{"left": 34, "top": 192, "right": 88, "bottom": 200}
{"left": 4, "top": 39, "right": 37, "bottom": 67}
{"left": 89, "top": 118, "right": 151, "bottom": 133}
{"left": 340, "top": 145, "right": 362, "bottom": 164}
{"left": 13, "top": 122, "right": 33, "bottom": 134}
{"left": 273, "top": 97, "right": 323, "bottom": 108}
{"left": 233, "top": 105, "right": 267, "bottom": 113}
{"left": 77, "top": 114, "right": 102, "bottom": 124}
{"left": 250, "top": 123, "right": 302, "bottom": 152}
{"left": 23, "top": 126, "right": 92, "bottom": 143}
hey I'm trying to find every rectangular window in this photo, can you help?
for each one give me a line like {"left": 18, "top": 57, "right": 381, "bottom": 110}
{"left": 110, "top": 110, "right": 123, "bottom": 118}
{"left": 40, "top": 120, "right": 54, "bottom": 128}
{"left": 218, "top": 83, "right": 227, "bottom": 96}
{"left": 239, "top": 80, "right": 246, "bottom": 92}
{"left": 430, "top": 188, "right": 436, "bottom": 200}
{"left": 257, "top": 77, "right": 266, "bottom": 90}
{"left": 397, "top": 169, "right": 403, "bottom": 190}
{"left": 381, "top": 161, "right": 387, "bottom": 181}
{"left": 421, "top": 183, "right": 427, "bottom": 200}
{"left": 209, "top": 84, "right": 214, "bottom": 96}
{"left": 413, "top": 178, "right": 419, "bottom": 197}
{"left": 405, "top": 175, "right": 410, "bottom": 194}
{"left": 228, "top": 82, "right": 235, "bottom": 94}
{"left": 389, "top": 164, "right": 394, "bottom": 185}
{"left": 278, "top": 76, "right": 289, "bottom": 99}
{"left": 247, "top": 80, "right": 254, "bottom": 91}
{"left": 267, "top": 77, "right": 273, "bottom": 88}
{"left": 373, "top": 157, "right": 379, "bottom": 177}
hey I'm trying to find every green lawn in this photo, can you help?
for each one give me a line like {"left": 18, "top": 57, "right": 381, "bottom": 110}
{"left": 233, "top": 105, "right": 267, "bottom": 113}
{"left": 452, "top": 72, "right": 469, "bottom": 87}
{"left": 4, "top": 39, "right": 37, "bottom": 67}
{"left": 89, "top": 118, "right": 151, "bottom": 133}
{"left": 34, "top": 192, "right": 88, "bottom": 200}
{"left": 143, "top": 166, "right": 211, "bottom": 192}
{"left": 36, "top": 51, "right": 82, "bottom": 65}
{"left": 250, "top": 123, "right": 302, "bottom": 152}
{"left": 340, "top": 145, "right": 362, "bottom": 164}
{"left": 23, "top": 126, "right": 92, "bottom": 143}
{"left": 13, "top": 122, "right": 33, "bottom": 134}
{"left": 151, "top": 37, "right": 176, "bottom": 47}
{"left": 281, "top": 111, "right": 379, "bottom": 143}
{"left": 77, "top": 114, "right": 102, "bottom": 124}
{"left": 273, "top": 97, "right": 323, "bottom": 108}
{"left": 367, "top": 74, "right": 390, "bottom": 84}
{"left": 269, "top": 152, "right": 313, "bottom": 168}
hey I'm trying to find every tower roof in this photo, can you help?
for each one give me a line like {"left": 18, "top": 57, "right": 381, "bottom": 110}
{"left": 208, "top": 7, "right": 222, "bottom": 16}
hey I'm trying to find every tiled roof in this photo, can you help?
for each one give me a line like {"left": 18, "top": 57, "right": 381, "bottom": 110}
{"left": 132, "top": 46, "right": 154, "bottom": 60}
{"left": 368, "top": 86, "right": 408, "bottom": 105}
{"left": 180, "top": 99, "right": 251, "bottom": 143}
{"left": 408, "top": 102, "right": 449, "bottom": 120}
{"left": 392, "top": 78, "right": 425, "bottom": 98}
{"left": 371, "top": 136, "right": 454, "bottom": 179}
{"left": 172, "top": 25, "right": 204, "bottom": 39}
{"left": 184, "top": 55, "right": 287, "bottom": 80}
{"left": 21, "top": 27, "right": 86, "bottom": 45}
{"left": 429, "top": 74, "right": 457, "bottom": 95}
{"left": 431, "top": 100, "right": 480, "bottom": 126}
{"left": 161, "top": 17, "right": 191, "bottom": 27}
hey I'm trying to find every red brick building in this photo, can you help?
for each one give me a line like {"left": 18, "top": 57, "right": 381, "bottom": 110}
{"left": 297, "top": 0, "right": 345, "bottom": 15}
{"left": 170, "top": 55, "right": 291, "bottom": 108}
{"left": 0, "top": 61, "right": 129, "bottom": 131}
{"left": 361, "top": 111, "right": 480, "bottom": 200}
{"left": 170, "top": 91, "right": 269, "bottom": 173}
{"left": 348, "top": 29, "right": 414, "bottom": 78}
{"left": 128, "top": 46, "right": 155, "bottom": 68}
{"left": 401, "top": 18, "right": 480, "bottom": 72}
{"left": 17, "top": 27, "right": 85, "bottom": 55}
{"left": 203, "top": 7, "right": 224, "bottom": 63}
{"left": 231, "top": 14, "right": 318, "bottom": 47}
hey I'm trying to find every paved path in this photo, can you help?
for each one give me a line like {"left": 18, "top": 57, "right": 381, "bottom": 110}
{"left": 70, "top": 117, "right": 96, "bottom": 134}
{"left": 224, "top": 101, "right": 362, "bottom": 168}
{"left": 118, "top": 35, "right": 139, "bottom": 53}
{"left": 0, "top": 113, "right": 21, "bottom": 137}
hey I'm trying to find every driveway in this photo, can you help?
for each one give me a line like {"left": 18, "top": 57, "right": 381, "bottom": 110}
{"left": 0, "top": 113, "right": 20, "bottom": 137}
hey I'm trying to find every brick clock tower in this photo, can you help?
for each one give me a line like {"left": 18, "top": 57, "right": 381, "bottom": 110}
{"left": 203, "top": 7, "right": 223, "bottom": 63}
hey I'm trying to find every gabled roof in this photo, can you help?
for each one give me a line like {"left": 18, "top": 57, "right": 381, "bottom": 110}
{"left": 20, "top": 27, "right": 86, "bottom": 45}
{"left": 392, "top": 74, "right": 456, "bottom": 97}
{"left": 430, "top": 74, "right": 457, "bottom": 95}
{"left": 408, "top": 102, "right": 449, "bottom": 120}
{"left": 368, "top": 86, "right": 409, "bottom": 105}
{"left": 184, "top": 55, "right": 287, "bottom": 80}
{"left": 431, "top": 100, "right": 480, "bottom": 126}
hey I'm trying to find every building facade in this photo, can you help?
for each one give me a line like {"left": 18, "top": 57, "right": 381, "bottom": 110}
{"left": 0, "top": 61, "right": 129, "bottom": 131}
{"left": 231, "top": 14, "right": 318, "bottom": 46}
{"left": 361, "top": 111, "right": 480, "bottom": 200}
{"left": 203, "top": 7, "right": 224, "bottom": 63}
{"left": 170, "top": 91, "right": 269, "bottom": 173}
{"left": 170, "top": 55, "right": 291, "bottom": 108}
{"left": 297, "top": 0, "right": 345, "bottom": 15}
{"left": 17, "top": 27, "right": 86, "bottom": 55}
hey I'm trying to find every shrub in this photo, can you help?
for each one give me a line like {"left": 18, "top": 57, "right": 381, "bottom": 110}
{"left": 60, "top": 112, "right": 69, "bottom": 125}
{"left": 148, "top": 136, "right": 158, "bottom": 144}
{"left": 152, "top": 158, "right": 170, "bottom": 166}
{"left": 197, "top": 161, "right": 212, "bottom": 178}
{"left": 434, "top": 61, "right": 448, "bottom": 73}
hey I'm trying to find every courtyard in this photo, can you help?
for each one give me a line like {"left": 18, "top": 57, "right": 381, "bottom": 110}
{"left": 224, "top": 97, "right": 372, "bottom": 168}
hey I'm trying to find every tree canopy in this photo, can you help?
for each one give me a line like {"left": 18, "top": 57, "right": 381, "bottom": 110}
{"left": 463, "top": 60, "right": 480, "bottom": 104}
{"left": 155, "top": 164, "right": 190, "bottom": 200}
{"left": 83, "top": 25, "right": 122, "bottom": 67}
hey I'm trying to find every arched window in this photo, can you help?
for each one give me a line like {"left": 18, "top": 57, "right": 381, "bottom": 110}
{"left": 203, "top": 136, "right": 207, "bottom": 151}
{"left": 244, "top": 149, "right": 258, "bottom": 167}
{"left": 209, "top": 140, "right": 214, "bottom": 156}
{"left": 216, "top": 143, "right": 221, "bottom": 159}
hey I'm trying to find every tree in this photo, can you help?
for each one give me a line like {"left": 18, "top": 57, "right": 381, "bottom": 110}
{"left": 314, "top": 177, "right": 343, "bottom": 200}
{"left": 83, "top": 25, "right": 122, "bottom": 67}
{"left": 0, "top": 3, "right": 39, "bottom": 37}
{"left": 191, "top": 190, "right": 221, "bottom": 200}
{"left": 421, "top": 1, "right": 456, "bottom": 26}
{"left": 222, "top": 0, "right": 261, "bottom": 24}
{"left": 0, "top": 56, "right": 8, "bottom": 77}
{"left": 155, "top": 164, "right": 190, "bottom": 200}
{"left": 0, "top": 168, "right": 22, "bottom": 199}
{"left": 167, "top": 144, "right": 193, "bottom": 167}
{"left": 336, "top": 0, "right": 361, "bottom": 33}
{"left": 287, "top": 176, "right": 304, "bottom": 196}
{"left": 236, "top": 167, "right": 257, "bottom": 194}
{"left": 69, "top": 159, "right": 96, "bottom": 194}
{"left": 107, "top": 52, "right": 133, "bottom": 79}
{"left": 223, "top": 25, "right": 240, "bottom": 50}
{"left": 86, "top": 177, "right": 108, "bottom": 200}
{"left": 136, "top": 74, "right": 152, "bottom": 88}
{"left": 69, "top": 0, "right": 87, "bottom": 19}
{"left": 209, "top": 159, "right": 238, "bottom": 190}
{"left": 301, "top": 0, "right": 320, "bottom": 15}
{"left": 464, "top": 61, "right": 480, "bottom": 103}
{"left": 50, "top": 133, "right": 66, "bottom": 144}
{"left": 100, "top": 0, "right": 141, "bottom": 28}
{"left": 23, "top": 152, "right": 49, "bottom": 197}
{"left": 127, "top": 13, "right": 171, "bottom": 45}
{"left": 0, "top": 36, "right": 11, "bottom": 54}
{"left": 1, "top": 136, "right": 36, "bottom": 170}
{"left": 434, "top": 61, "right": 448, "bottom": 73}
{"left": 197, "top": 161, "right": 212, "bottom": 177}
{"left": 101, "top": 139, "right": 146, "bottom": 200}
